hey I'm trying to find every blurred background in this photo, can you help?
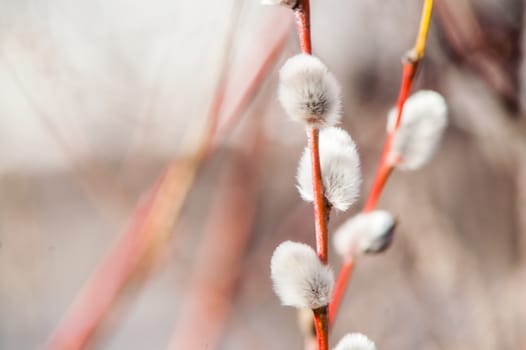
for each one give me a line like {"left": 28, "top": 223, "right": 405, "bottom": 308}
{"left": 1, "top": 0, "right": 525, "bottom": 349}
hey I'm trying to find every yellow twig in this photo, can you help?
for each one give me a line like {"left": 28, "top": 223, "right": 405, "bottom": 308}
{"left": 414, "top": 0, "right": 434, "bottom": 59}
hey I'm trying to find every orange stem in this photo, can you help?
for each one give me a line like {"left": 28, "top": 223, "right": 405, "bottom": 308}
{"left": 328, "top": 62, "right": 416, "bottom": 331}
{"left": 393, "top": 62, "right": 418, "bottom": 129}
{"left": 294, "top": 3, "right": 330, "bottom": 349}
{"left": 313, "top": 307, "right": 329, "bottom": 350}
{"left": 294, "top": 0, "right": 329, "bottom": 266}
{"left": 307, "top": 127, "right": 329, "bottom": 264}
{"left": 294, "top": 0, "right": 311, "bottom": 54}
{"left": 328, "top": 258, "right": 354, "bottom": 326}
{"left": 363, "top": 160, "right": 394, "bottom": 213}
{"left": 363, "top": 61, "right": 416, "bottom": 213}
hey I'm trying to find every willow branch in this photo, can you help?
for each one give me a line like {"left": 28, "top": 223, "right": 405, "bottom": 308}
{"left": 329, "top": 0, "right": 434, "bottom": 326}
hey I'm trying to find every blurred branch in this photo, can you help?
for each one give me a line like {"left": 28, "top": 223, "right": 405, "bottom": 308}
{"left": 46, "top": 12, "right": 291, "bottom": 350}
{"left": 47, "top": 158, "right": 198, "bottom": 350}
{"left": 167, "top": 111, "right": 263, "bottom": 350}
{"left": 435, "top": 0, "right": 518, "bottom": 109}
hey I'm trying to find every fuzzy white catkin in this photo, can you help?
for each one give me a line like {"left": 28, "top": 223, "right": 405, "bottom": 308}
{"left": 278, "top": 54, "right": 342, "bottom": 128}
{"left": 270, "top": 241, "right": 334, "bottom": 309}
{"left": 333, "top": 333, "right": 376, "bottom": 350}
{"left": 387, "top": 90, "right": 448, "bottom": 170}
{"left": 333, "top": 210, "right": 395, "bottom": 257}
{"left": 297, "top": 127, "right": 361, "bottom": 211}
{"left": 261, "top": 0, "right": 297, "bottom": 8}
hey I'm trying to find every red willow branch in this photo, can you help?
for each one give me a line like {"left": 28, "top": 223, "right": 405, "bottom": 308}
{"left": 362, "top": 61, "right": 417, "bottom": 212}
{"left": 307, "top": 128, "right": 329, "bottom": 264}
{"left": 328, "top": 257, "right": 354, "bottom": 324}
{"left": 294, "top": 0, "right": 311, "bottom": 55}
{"left": 312, "top": 307, "right": 329, "bottom": 350}
{"left": 329, "top": 0, "right": 434, "bottom": 326}
{"left": 294, "top": 1, "right": 330, "bottom": 350}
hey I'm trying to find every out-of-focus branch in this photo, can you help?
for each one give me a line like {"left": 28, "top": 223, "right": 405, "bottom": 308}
{"left": 166, "top": 113, "right": 263, "bottom": 350}
{"left": 46, "top": 13, "right": 291, "bottom": 350}
{"left": 46, "top": 159, "right": 198, "bottom": 350}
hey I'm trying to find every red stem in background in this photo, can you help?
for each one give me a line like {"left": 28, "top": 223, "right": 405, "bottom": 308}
{"left": 329, "top": 47, "right": 423, "bottom": 330}
{"left": 328, "top": 258, "right": 354, "bottom": 325}
{"left": 47, "top": 162, "right": 194, "bottom": 350}
{"left": 363, "top": 61, "right": 417, "bottom": 212}
{"left": 393, "top": 62, "right": 418, "bottom": 129}
{"left": 167, "top": 145, "right": 260, "bottom": 350}
{"left": 363, "top": 159, "right": 394, "bottom": 213}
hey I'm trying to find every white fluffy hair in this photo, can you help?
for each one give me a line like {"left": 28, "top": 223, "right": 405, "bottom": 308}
{"left": 333, "top": 333, "right": 376, "bottom": 350}
{"left": 270, "top": 241, "right": 334, "bottom": 309}
{"left": 297, "top": 127, "right": 361, "bottom": 211}
{"left": 333, "top": 210, "right": 395, "bottom": 258}
{"left": 261, "top": 0, "right": 297, "bottom": 8}
{"left": 278, "top": 54, "right": 342, "bottom": 128}
{"left": 387, "top": 90, "right": 448, "bottom": 170}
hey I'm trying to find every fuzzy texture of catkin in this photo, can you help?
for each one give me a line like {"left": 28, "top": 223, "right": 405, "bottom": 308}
{"left": 333, "top": 210, "right": 395, "bottom": 258}
{"left": 333, "top": 333, "right": 376, "bottom": 350}
{"left": 297, "top": 127, "right": 361, "bottom": 211}
{"left": 278, "top": 54, "right": 342, "bottom": 128}
{"left": 270, "top": 241, "right": 334, "bottom": 309}
{"left": 260, "top": 0, "right": 297, "bottom": 8}
{"left": 387, "top": 90, "right": 448, "bottom": 170}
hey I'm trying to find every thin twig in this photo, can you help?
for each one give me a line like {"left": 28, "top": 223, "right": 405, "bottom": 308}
{"left": 307, "top": 127, "right": 330, "bottom": 264}
{"left": 328, "top": 257, "right": 354, "bottom": 325}
{"left": 364, "top": 0, "right": 433, "bottom": 211}
{"left": 363, "top": 160, "right": 395, "bottom": 212}
{"left": 329, "top": 0, "right": 434, "bottom": 326}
